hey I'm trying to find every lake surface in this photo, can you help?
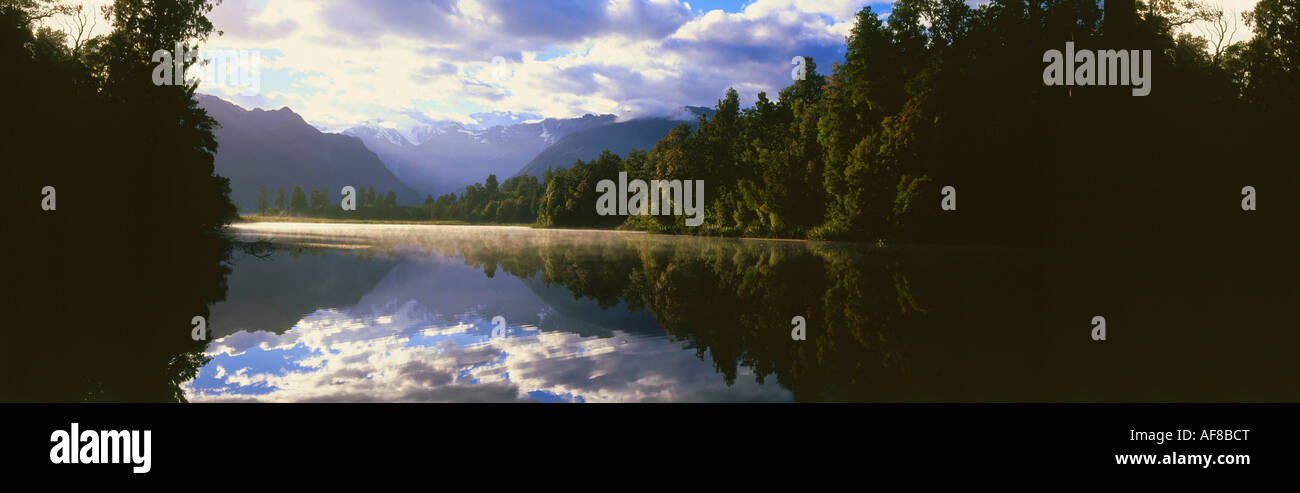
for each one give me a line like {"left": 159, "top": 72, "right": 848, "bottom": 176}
{"left": 178, "top": 222, "right": 1300, "bottom": 402}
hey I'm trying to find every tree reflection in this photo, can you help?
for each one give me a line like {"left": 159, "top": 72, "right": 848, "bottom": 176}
{"left": 373, "top": 230, "right": 937, "bottom": 401}
{"left": 392, "top": 228, "right": 1300, "bottom": 402}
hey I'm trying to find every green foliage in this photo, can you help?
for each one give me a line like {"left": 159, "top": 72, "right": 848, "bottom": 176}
{"left": 289, "top": 185, "right": 308, "bottom": 214}
{"left": 261, "top": 173, "right": 546, "bottom": 224}
{"left": 427, "top": 173, "right": 544, "bottom": 223}
{"left": 532, "top": 0, "right": 1298, "bottom": 245}
{"left": 256, "top": 186, "right": 268, "bottom": 213}
{"left": 309, "top": 187, "right": 327, "bottom": 210}
{"left": 536, "top": 151, "right": 627, "bottom": 228}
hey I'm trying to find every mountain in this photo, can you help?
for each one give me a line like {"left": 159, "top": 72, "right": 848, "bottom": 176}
{"left": 343, "top": 125, "right": 416, "bottom": 148}
{"left": 513, "top": 106, "right": 715, "bottom": 179}
{"left": 197, "top": 94, "right": 424, "bottom": 211}
{"left": 344, "top": 114, "right": 616, "bottom": 196}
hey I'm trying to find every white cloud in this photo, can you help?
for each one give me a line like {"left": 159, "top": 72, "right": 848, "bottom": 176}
{"left": 185, "top": 304, "right": 791, "bottom": 403}
{"left": 177, "top": 0, "right": 861, "bottom": 132}
{"left": 43, "top": 0, "right": 1265, "bottom": 134}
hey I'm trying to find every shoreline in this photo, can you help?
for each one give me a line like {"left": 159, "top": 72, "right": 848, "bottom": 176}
{"left": 233, "top": 215, "right": 813, "bottom": 243}
{"left": 236, "top": 215, "right": 535, "bottom": 227}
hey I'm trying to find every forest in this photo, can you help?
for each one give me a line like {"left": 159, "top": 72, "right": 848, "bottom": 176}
{"left": 271, "top": 0, "right": 1299, "bottom": 247}
{"left": 535, "top": 0, "right": 1299, "bottom": 245}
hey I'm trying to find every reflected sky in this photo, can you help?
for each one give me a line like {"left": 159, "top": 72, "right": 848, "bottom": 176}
{"left": 184, "top": 223, "right": 792, "bottom": 402}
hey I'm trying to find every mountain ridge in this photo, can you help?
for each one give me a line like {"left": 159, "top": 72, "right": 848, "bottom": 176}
{"left": 197, "top": 94, "right": 425, "bottom": 211}
{"left": 343, "top": 113, "right": 618, "bottom": 196}
{"left": 514, "top": 106, "right": 715, "bottom": 178}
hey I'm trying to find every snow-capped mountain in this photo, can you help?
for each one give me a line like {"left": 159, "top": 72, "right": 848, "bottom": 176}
{"left": 343, "top": 125, "right": 415, "bottom": 147}
{"left": 344, "top": 114, "right": 616, "bottom": 195}
{"left": 408, "top": 125, "right": 436, "bottom": 145}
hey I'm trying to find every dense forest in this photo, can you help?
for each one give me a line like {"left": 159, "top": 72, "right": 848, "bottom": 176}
{"left": 534, "top": 0, "right": 1299, "bottom": 245}
{"left": 4, "top": 0, "right": 236, "bottom": 401}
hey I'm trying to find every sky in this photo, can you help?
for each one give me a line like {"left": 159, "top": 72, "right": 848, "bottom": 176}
{"left": 186, "top": 0, "right": 884, "bottom": 135}
{"left": 55, "top": 0, "right": 1263, "bottom": 136}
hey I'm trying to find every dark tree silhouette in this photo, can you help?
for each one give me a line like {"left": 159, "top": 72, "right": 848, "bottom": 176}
{"left": 4, "top": 0, "right": 237, "bottom": 402}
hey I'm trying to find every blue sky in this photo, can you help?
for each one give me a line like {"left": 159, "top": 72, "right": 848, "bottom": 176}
{"left": 175, "top": 0, "right": 896, "bottom": 136}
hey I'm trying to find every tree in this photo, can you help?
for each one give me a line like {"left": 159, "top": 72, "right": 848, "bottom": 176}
{"left": 256, "top": 186, "right": 268, "bottom": 213}
{"left": 1234, "top": 0, "right": 1299, "bottom": 108}
{"left": 309, "top": 188, "right": 326, "bottom": 210}
{"left": 432, "top": 193, "right": 459, "bottom": 220}
{"left": 274, "top": 188, "right": 285, "bottom": 211}
{"left": 290, "top": 186, "right": 308, "bottom": 214}
{"left": 1193, "top": 1, "right": 1242, "bottom": 63}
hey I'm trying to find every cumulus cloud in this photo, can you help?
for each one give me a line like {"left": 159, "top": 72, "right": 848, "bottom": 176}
{"left": 46, "top": 0, "right": 1265, "bottom": 132}
{"left": 188, "top": 0, "right": 868, "bottom": 132}
{"left": 209, "top": 0, "right": 301, "bottom": 41}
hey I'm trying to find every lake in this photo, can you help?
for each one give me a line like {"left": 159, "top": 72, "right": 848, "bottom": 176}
{"left": 178, "top": 222, "right": 1300, "bottom": 402}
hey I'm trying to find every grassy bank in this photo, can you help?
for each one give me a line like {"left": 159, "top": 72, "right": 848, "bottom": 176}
{"left": 237, "top": 215, "right": 535, "bottom": 227}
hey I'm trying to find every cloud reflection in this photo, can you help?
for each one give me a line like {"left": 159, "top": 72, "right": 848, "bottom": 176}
{"left": 184, "top": 234, "right": 791, "bottom": 402}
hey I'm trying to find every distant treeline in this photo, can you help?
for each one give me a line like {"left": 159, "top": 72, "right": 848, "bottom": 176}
{"left": 253, "top": 174, "right": 544, "bottom": 223}
{"left": 253, "top": 185, "right": 422, "bottom": 220}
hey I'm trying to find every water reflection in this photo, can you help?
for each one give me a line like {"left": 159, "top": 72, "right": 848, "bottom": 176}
{"left": 180, "top": 223, "right": 1300, "bottom": 402}
{"left": 4, "top": 231, "right": 231, "bottom": 402}
{"left": 187, "top": 226, "right": 792, "bottom": 402}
